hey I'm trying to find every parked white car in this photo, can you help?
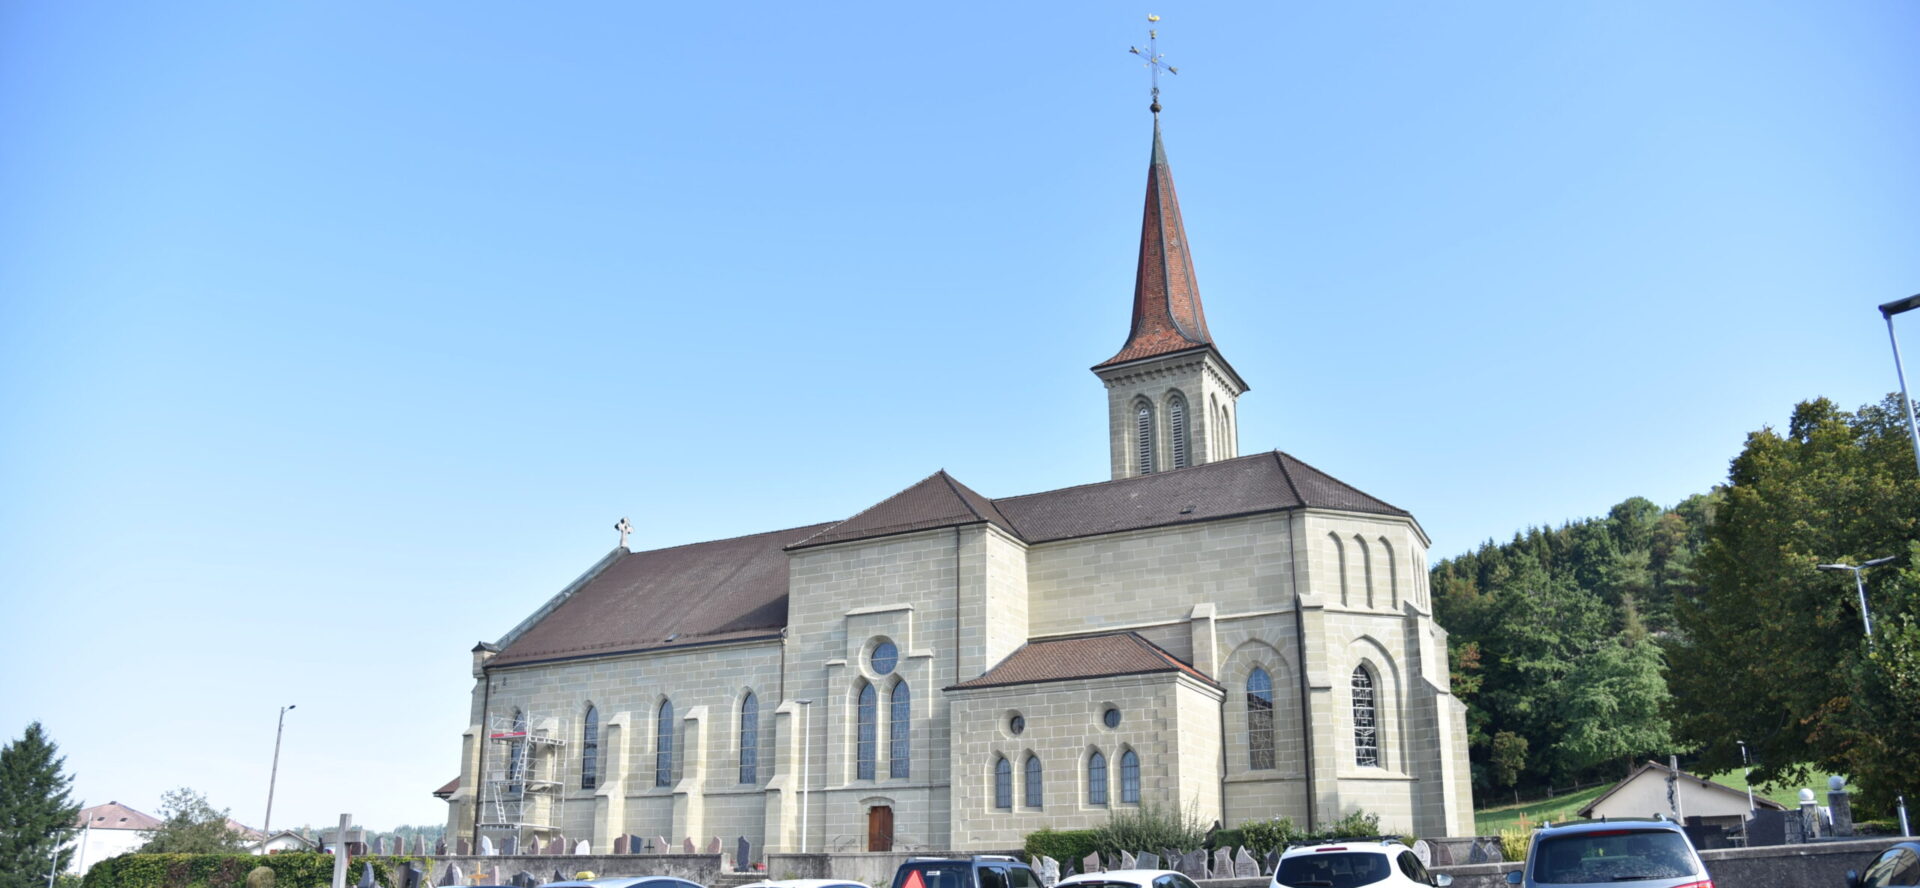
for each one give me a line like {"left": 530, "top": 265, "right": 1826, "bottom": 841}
{"left": 1056, "top": 869, "right": 1203, "bottom": 888}
{"left": 1274, "top": 839, "right": 1452, "bottom": 888}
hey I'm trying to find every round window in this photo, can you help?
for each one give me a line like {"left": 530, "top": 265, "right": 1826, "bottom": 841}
{"left": 1102, "top": 707, "right": 1121, "bottom": 729}
{"left": 870, "top": 641, "right": 898, "bottom": 675}
{"left": 1010, "top": 714, "right": 1026, "bottom": 736}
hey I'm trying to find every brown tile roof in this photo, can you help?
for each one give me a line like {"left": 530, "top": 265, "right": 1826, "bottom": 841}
{"left": 948, "top": 632, "right": 1217, "bottom": 690}
{"left": 488, "top": 521, "right": 837, "bottom": 668}
{"left": 789, "top": 471, "right": 1016, "bottom": 550}
{"left": 1096, "top": 120, "right": 1216, "bottom": 370}
{"left": 432, "top": 776, "right": 459, "bottom": 798}
{"left": 76, "top": 801, "right": 161, "bottom": 831}
{"left": 991, "top": 450, "right": 1408, "bottom": 544}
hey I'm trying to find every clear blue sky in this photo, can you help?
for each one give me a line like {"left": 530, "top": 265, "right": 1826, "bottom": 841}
{"left": 2, "top": 2, "right": 1915, "bottom": 831}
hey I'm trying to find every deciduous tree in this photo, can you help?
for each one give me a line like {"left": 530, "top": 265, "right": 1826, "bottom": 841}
{"left": 139, "top": 787, "right": 245, "bottom": 854}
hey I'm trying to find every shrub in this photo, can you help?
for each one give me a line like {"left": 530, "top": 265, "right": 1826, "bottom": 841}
{"left": 82, "top": 853, "right": 421, "bottom": 888}
{"left": 1024, "top": 828, "right": 1102, "bottom": 868}
{"left": 1311, "top": 810, "right": 1381, "bottom": 841}
{"left": 1498, "top": 828, "right": 1530, "bottom": 862}
{"left": 1238, "top": 817, "right": 1299, "bottom": 856}
{"left": 1093, "top": 803, "right": 1209, "bottom": 856}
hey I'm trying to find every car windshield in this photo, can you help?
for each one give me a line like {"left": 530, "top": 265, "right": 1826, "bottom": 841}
{"left": 1276, "top": 852, "right": 1392, "bottom": 888}
{"left": 895, "top": 865, "right": 971, "bottom": 888}
{"left": 1532, "top": 829, "right": 1698, "bottom": 884}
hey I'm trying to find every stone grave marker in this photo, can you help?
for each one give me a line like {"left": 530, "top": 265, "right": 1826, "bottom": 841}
{"left": 554, "top": 870, "right": 569, "bottom": 884}
{"left": 1081, "top": 853, "right": 1101, "bottom": 874}
{"left": 737, "top": 837, "right": 752, "bottom": 869}
{"left": 1212, "top": 848, "right": 1232, "bottom": 877}
{"left": 1039, "top": 855, "right": 1059, "bottom": 887}
{"left": 575, "top": 840, "right": 591, "bottom": 855}
{"left": 357, "top": 862, "right": 377, "bottom": 888}
{"left": 1429, "top": 842, "right": 1454, "bottom": 867}
{"left": 1411, "top": 840, "right": 1431, "bottom": 869}
{"left": 510, "top": 872, "right": 537, "bottom": 888}
{"left": 1120, "top": 851, "right": 1136, "bottom": 869}
{"left": 615, "top": 836, "right": 628, "bottom": 855}
{"left": 547, "top": 836, "right": 566, "bottom": 855}
{"left": 455, "top": 838, "right": 469, "bottom": 856}
{"left": 1234, "top": 847, "right": 1259, "bottom": 878}
{"left": 632, "top": 835, "right": 646, "bottom": 854}
{"left": 655, "top": 836, "right": 670, "bottom": 854}
{"left": 371, "top": 836, "right": 384, "bottom": 855}
{"left": 1263, "top": 851, "right": 1280, "bottom": 876}
{"left": 1466, "top": 841, "right": 1488, "bottom": 864}
{"left": 1749, "top": 809, "right": 1787, "bottom": 846}
{"left": 478, "top": 835, "right": 494, "bottom": 857}
{"left": 417, "top": 836, "right": 430, "bottom": 856}
{"left": 500, "top": 835, "right": 517, "bottom": 856}
{"left": 1178, "top": 850, "right": 1208, "bottom": 879}
{"left": 438, "top": 864, "right": 460, "bottom": 887}
{"left": 1136, "top": 852, "right": 1158, "bottom": 870}
{"left": 1161, "top": 849, "right": 1179, "bottom": 868}
{"left": 436, "top": 838, "right": 449, "bottom": 856}
{"left": 706, "top": 836, "right": 722, "bottom": 854}
{"left": 492, "top": 865, "right": 505, "bottom": 886}
{"left": 683, "top": 837, "right": 697, "bottom": 854}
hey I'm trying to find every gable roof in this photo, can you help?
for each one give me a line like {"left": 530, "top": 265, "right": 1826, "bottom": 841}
{"left": 1576, "top": 760, "right": 1789, "bottom": 817}
{"left": 948, "top": 631, "right": 1217, "bottom": 690}
{"left": 790, "top": 471, "right": 1016, "bottom": 550}
{"left": 76, "top": 801, "right": 161, "bottom": 831}
{"left": 488, "top": 521, "right": 837, "bottom": 668}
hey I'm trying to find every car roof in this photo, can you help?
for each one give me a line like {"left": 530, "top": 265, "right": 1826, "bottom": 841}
{"left": 1057, "top": 869, "right": 1185, "bottom": 884}
{"left": 1279, "top": 841, "right": 1407, "bottom": 858}
{"left": 1536, "top": 818, "right": 1687, "bottom": 835}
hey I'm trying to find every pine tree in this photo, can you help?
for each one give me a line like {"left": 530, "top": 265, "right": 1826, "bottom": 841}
{"left": 0, "top": 722, "right": 81, "bottom": 888}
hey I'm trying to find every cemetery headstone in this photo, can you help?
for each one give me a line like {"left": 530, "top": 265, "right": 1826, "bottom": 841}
{"left": 403, "top": 863, "right": 424, "bottom": 888}
{"left": 1411, "top": 840, "right": 1431, "bottom": 869}
{"left": 1081, "top": 853, "right": 1101, "bottom": 874}
{"left": 1040, "top": 855, "right": 1060, "bottom": 887}
{"left": 737, "top": 837, "right": 752, "bottom": 869}
{"left": 1477, "top": 838, "right": 1505, "bottom": 863}
{"left": 492, "top": 866, "right": 505, "bottom": 886}
{"left": 417, "top": 836, "right": 430, "bottom": 856}
{"left": 1234, "top": 847, "right": 1259, "bottom": 878}
{"left": 478, "top": 836, "right": 494, "bottom": 857}
{"left": 706, "top": 836, "right": 722, "bottom": 854}
{"left": 656, "top": 836, "right": 670, "bottom": 854}
{"left": 1264, "top": 851, "right": 1280, "bottom": 876}
{"left": 357, "top": 862, "right": 378, "bottom": 888}
{"left": 683, "top": 837, "right": 697, "bottom": 854}
{"left": 1829, "top": 779, "right": 1855, "bottom": 837}
{"left": 554, "top": 870, "right": 569, "bottom": 884}
{"left": 1749, "top": 808, "right": 1787, "bottom": 846}
{"left": 576, "top": 840, "right": 591, "bottom": 855}
{"left": 1212, "top": 848, "right": 1232, "bottom": 878}
{"left": 1119, "top": 851, "right": 1136, "bottom": 870}
{"left": 500, "top": 835, "right": 516, "bottom": 856}
{"left": 1428, "top": 842, "right": 1454, "bottom": 867}
{"left": 510, "top": 871, "right": 537, "bottom": 888}
{"left": 1136, "top": 852, "right": 1158, "bottom": 870}
{"left": 455, "top": 838, "right": 469, "bottom": 856}
{"left": 439, "top": 864, "right": 461, "bottom": 887}
{"left": 631, "top": 835, "right": 645, "bottom": 854}
{"left": 548, "top": 836, "right": 566, "bottom": 855}
{"left": 615, "top": 836, "right": 628, "bottom": 855}
{"left": 1178, "top": 850, "right": 1208, "bottom": 879}
{"left": 371, "top": 836, "right": 384, "bottom": 855}
{"left": 1466, "top": 841, "right": 1489, "bottom": 864}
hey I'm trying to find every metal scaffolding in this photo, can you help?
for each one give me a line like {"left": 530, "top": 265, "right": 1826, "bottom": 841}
{"left": 477, "top": 710, "right": 566, "bottom": 840}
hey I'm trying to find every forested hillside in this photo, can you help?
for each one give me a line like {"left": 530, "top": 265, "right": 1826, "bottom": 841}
{"left": 1428, "top": 492, "right": 1720, "bottom": 796}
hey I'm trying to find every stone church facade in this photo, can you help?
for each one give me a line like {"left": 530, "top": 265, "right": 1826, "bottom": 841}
{"left": 442, "top": 118, "right": 1475, "bottom": 855}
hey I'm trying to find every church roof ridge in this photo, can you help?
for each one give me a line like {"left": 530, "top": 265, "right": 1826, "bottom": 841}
{"left": 786, "top": 469, "right": 1018, "bottom": 551}
{"left": 1095, "top": 118, "right": 1218, "bottom": 370}
{"left": 946, "top": 630, "right": 1219, "bottom": 691}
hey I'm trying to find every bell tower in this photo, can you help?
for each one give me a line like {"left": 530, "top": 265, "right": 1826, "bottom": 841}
{"left": 1092, "top": 118, "right": 1248, "bottom": 480}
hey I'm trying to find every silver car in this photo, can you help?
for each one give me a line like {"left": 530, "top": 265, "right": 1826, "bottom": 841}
{"left": 1505, "top": 819, "right": 1710, "bottom": 888}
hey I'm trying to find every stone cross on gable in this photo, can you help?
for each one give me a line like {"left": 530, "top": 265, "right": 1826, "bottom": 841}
{"left": 615, "top": 517, "right": 634, "bottom": 549}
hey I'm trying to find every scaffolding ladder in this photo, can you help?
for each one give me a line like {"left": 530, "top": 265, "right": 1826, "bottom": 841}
{"left": 476, "top": 711, "right": 566, "bottom": 843}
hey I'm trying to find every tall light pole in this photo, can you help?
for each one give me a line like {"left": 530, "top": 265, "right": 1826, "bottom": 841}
{"left": 795, "top": 699, "right": 812, "bottom": 854}
{"left": 1736, "top": 740, "right": 1754, "bottom": 813}
{"left": 1878, "top": 294, "right": 1920, "bottom": 479}
{"left": 1816, "top": 557, "right": 1896, "bottom": 645}
{"left": 264, "top": 704, "right": 296, "bottom": 837}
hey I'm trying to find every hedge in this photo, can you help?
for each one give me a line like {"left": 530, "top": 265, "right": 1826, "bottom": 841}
{"left": 81, "top": 853, "right": 424, "bottom": 888}
{"left": 1022, "top": 828, "right": 1102, "bottom": 868}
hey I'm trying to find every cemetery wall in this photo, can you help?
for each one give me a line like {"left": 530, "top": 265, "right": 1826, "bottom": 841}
{"left": 1423, "top": 836, "right": 1906, "bottom": 888}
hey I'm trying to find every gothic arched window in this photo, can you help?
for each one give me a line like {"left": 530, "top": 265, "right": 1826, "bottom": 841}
{"left": 889, "top": 680, "right": 911, "bottom": 779}
{"left": 1087, "top": 751, "right": 1108, "bottom": 805}
{"left": 655, "top": 699, "right": 675, "bottom": 787}
{"left": 1353, "top": 666, "right": 1379, "bottom": 768}
{"left": 1168, "top": 393, "right": 1189, "bottom": 469}
{"left": 1135, "top": 401, "right": 1156, "bottom": 474}
{"left": 993, "top": 756, "right": 1013, "bottom": 810}
{"left": 1024, "top": 754, "right": 1043, "bottom": 808}
{"left": 739, "top": 692, "right": 759, "bottom": 784}
{"left": 1120, "top": 749, "right": 1141, "bottom": 804}
{"left": 856, "top": 682, "right": 878, "bottom": 780}
{"left": 1248, "top": 667, "right": 1275, "bottom": 770}
{"left": 581, "top": 704, "right": 599, "bottom": 790}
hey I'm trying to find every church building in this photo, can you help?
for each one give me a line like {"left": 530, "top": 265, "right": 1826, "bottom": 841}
{"left": 442, "top": 116, "right": 1476, "bottom": 855}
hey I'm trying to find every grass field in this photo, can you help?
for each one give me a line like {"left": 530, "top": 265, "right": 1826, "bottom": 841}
{"left": 1473, "top": 770, "right": 1856, "bottom": 836}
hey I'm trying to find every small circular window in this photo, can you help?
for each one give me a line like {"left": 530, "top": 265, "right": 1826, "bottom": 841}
{"left": 870, "top": 641, "right": 898, "bottom": 675}
{"left": 1010, "top": 714, "right": 1026, "bottom": 735}
{"left": 1102, "top": 707, "right": 1121, "bottom": 729}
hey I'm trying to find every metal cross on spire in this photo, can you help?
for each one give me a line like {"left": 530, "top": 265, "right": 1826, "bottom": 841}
{"left": 1129, "top": 14, "right": 1179, "bottom": 116}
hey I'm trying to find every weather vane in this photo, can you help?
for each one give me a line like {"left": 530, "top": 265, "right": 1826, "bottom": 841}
{"left": 1129, "top": 14, "right": 1178, "bottom": 116}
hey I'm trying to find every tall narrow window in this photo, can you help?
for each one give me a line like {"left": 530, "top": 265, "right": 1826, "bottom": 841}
{"left": 856, "top": 682, "right": 877, "bottom": 780}
{"left": 1168, "top": 394, "right": 1189, "bottom": 469}
{"left": 655, "top": 699, "right": 675, "bottom": 786}
{"left": 1024, "top": 754, "right": 1043, "bottom": 808}
{"left": 993, "top": 756, "right": 1013, "bottom": 810}
{"left": 889, "top": 680, "right": 911, "bottom": 779}
{"left": 739, "top": 692, "right": 759, "bottom": 784}
{"left": 1353, "top": 667, "right": 1379, "bottom": 767}
{"left": 1135, "top": 402, "right": 1156, "bottom": 474}
{"left": 1087, "top": 751, "right": 1108, "bottom": 805}
{"left": 1248, "top": 668, "right": 1275, "bottom": 770}
{"left": 1120, "top": 750, "right": 1140, "bottom": 803}
{"left": 581, "top": 704, "right": 600, "bottom": 790}
{"left": 507, "top": 708, "right": 527, "bottom": 794}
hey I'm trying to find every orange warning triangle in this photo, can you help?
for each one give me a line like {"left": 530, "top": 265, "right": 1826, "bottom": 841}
{"left": 904, "top": 871, "right": 927, "bottom": 888}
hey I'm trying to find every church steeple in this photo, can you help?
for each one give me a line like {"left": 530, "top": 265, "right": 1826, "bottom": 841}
{"left": 1092, "top": 119, "right": 1249, "bottom": 480}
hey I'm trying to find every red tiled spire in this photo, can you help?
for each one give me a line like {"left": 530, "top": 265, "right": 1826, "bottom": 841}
{"left": 1096, "top": 119, "right": 1215, "bottom": 369}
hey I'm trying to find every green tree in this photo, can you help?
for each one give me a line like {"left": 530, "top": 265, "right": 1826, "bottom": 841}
{"left": 1488, "top": 731, "right": 1528, "bottom": 790}
{"left": 0, "top": 722, "right": 81, "bottom": 888}
{"left": 139, "top": 787, "right": 245, "bottom": 854}
{"left": 1671, "top": 396, "right": 1920, "bottom": 813}
{"left": 1554, "top": 599, "right": 1673, "bottom": 775}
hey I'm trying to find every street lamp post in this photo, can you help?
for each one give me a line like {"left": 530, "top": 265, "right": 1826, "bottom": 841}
{"left": 795, "top": 699, "right": 812, "bottom": 854}
{"left": 1878, "top": 294, "right": 1920, "bottom": 479}
{"left": 1736, "top": 740, "right": 1754, "bottom": 813}
{"left": 1816, "top": 557, "right": 1896, "bottom": 645}
{"left": 264, "top": 704, "right": 296, "bottom": 838}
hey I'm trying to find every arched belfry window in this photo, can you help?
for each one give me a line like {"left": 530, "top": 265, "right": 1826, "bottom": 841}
{"left": 581, "top": 704, "right": 599, "bottom": 790}
{"left": 655, "top": 699, "right": 675, "bottom": 786}
{"left": 1135, "top": 401, "right": 1156, "bottom": 474}
{"left": 739, "top": 692, "right": 759, "bottom": 784}
{"left": 1352, "top": 666, "right": 1379, "bottom": 768}
{"left": 1247, "top": 668, "right": 1275, "bottom": 770}
{"left": 889, "top": 680, "right": 911, "bottom": 779}
{"left": 1168, "top": 393, "right": 1189, "bottom": 469}
{"left": 1087, "top": 751, "right": 1108, "bottom": 805}
{"left": 1119, "top": 749, "right": 1141, "bottom": 803}
{"left": 993, "top": 756, "right": 1013, "bottom": 810}
{"left": 856, "top": 682, "right": 878, "bottom": 780}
